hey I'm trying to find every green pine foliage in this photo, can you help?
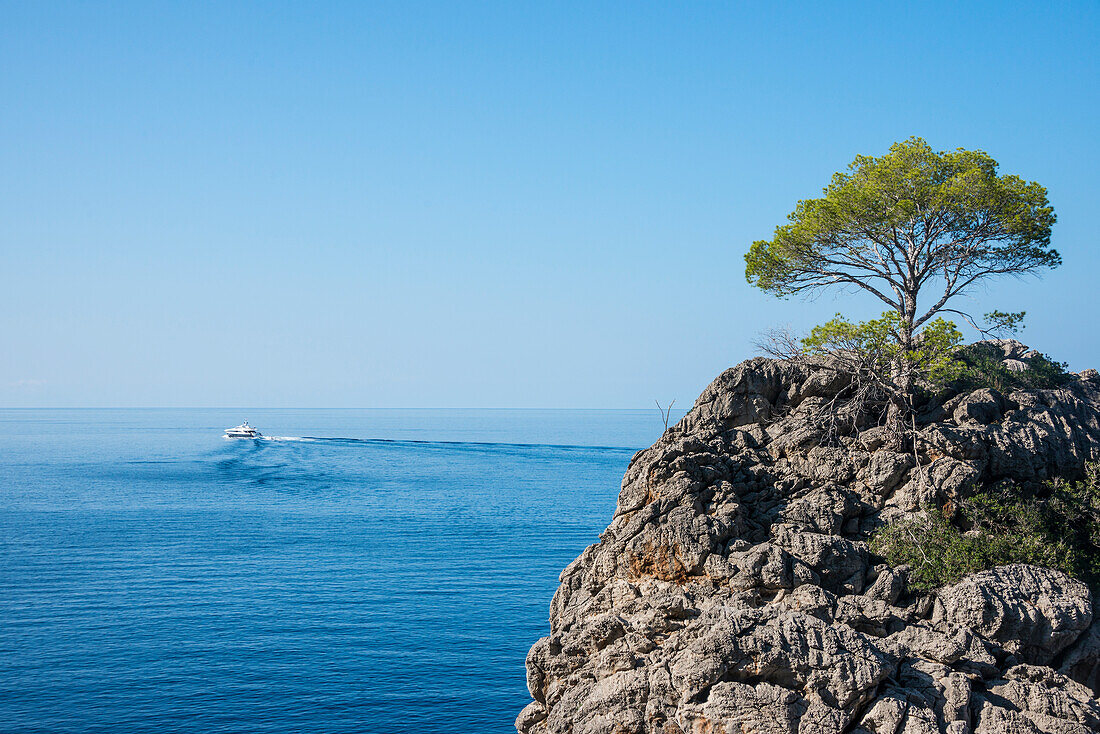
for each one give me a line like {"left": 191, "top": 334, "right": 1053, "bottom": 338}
{"left": 745, "top": 137, "right": 1061, "bottom": 412}
{"left": 870, "top": 465, "right": 1100, "bottom": 592}
{"left": 744, "top": 137, "right": 1059, "bottom": 306}
{"left": 796, "top": 312, "right": 1069, "bottom": 398}
{"left": 801, "top": 312, "right": 965, "bottom": 388}
{"left": 950, "top": 341, "right": 1071, "bottom": 392}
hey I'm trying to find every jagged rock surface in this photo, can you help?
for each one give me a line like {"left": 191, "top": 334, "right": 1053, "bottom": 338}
{"left": 519, "top": 342, "right": 1100, "bottom": 734}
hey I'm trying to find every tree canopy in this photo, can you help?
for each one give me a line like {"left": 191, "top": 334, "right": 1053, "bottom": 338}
{"left": 745, "top": 137, "right": 1059, "bottom": 345}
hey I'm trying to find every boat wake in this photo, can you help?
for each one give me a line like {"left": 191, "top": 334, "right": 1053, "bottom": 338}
{"left": 252, "top": 435, "right": 635, "bottom": 452}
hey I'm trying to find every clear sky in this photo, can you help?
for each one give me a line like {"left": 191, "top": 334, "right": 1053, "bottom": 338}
{"left": 2, "top": 1, "right": 1098, "bottom": 408}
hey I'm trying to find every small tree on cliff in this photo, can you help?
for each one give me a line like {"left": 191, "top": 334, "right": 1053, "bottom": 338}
{"left": 745, "top": 137, "right": 1059, "bottom": 403}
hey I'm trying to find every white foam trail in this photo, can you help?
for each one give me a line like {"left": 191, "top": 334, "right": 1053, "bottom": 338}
{"left": 261, "top": 436, "right": 316, "bottom": 442}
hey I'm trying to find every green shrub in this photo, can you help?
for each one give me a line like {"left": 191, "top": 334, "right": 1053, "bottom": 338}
{"left": 870, "top": 464, "right": 1100, "bottom": 592}
{"left": 950, "top": 342, "right": 1070, "bottom": 393}
{"left": 869, "top": 511, "right": 992, "bottom": 592}
{"left": 802, "top": 312, "right": 965, "bottom": 388}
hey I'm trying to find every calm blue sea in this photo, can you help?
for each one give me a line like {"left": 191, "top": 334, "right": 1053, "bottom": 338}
{"left": 0, "top": 409, "right": 673, "bottom": 734}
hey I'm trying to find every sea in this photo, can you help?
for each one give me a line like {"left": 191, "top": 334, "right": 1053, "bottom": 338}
{"left": 0, "top": 409, "right": 676, "bottom": 734}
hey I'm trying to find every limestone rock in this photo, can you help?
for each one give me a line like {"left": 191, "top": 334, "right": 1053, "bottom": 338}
{"left": 1058, "top": 615, "right": 1100, "bottom": 694}
{"left": 518, "top": 345, "right": 1100, "bottom": 734}
{"left": 950, "top": 388, "right": 1008, "bottom": 425}
{"left": 934, "top": 565, "right": 1092, "bottom": 666}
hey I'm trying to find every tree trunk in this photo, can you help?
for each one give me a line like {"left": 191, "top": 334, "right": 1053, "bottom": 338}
{"left": 886, "top": 309, "right": 916, "bottom": 451}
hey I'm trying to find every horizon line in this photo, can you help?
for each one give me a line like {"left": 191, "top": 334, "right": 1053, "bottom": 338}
{"left": 0, "top": 405, "right": 693, "bottom": 411}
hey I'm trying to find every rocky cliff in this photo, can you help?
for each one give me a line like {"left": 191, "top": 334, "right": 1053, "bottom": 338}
{"left": 518, "top": 341, "right": 1100, "bottom": 734}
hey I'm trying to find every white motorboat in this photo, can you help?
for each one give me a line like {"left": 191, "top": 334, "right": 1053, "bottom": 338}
{"left": 224, "top": 421, "right": 262, "bottom": 439}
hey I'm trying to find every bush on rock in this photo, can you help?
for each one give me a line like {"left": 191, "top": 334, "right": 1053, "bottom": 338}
{"left": 871, "top": 464, "right": 1100, "bottom": 592}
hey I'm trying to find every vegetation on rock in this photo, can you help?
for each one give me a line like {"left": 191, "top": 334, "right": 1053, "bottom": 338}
{"left": 522, "top": 137, "right": 1095, "bottom": 734}
{"left": 801, "top": 310, "right": 964, "bottom": 387}
{"left": 746, "top": 137, "right": 1060, "bottom": 421}
{"left": 871, "top": 463, "right": 1100, "bottom": 592}
{"left": 950, "top": 340, "right": 1071, "bottom": 393}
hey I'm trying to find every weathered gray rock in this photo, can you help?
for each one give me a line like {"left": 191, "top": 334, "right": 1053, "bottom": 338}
{"left": 934, "top": 565, "right": 1093, "bottom": 666}
{"left": 518, "top": 346, "right": 1100, "bottom": 734}
{"left": 973, "top": 665, "right": 1100, "bottom": 734}
{"left": 950, "top": 387, "right": 1008, "bottom": 425}
{"left": 1058, "top": 614, "right": 1100, "bottom": 694}
{"left": 677, "top": 680, "right": 811, "bottom": 734}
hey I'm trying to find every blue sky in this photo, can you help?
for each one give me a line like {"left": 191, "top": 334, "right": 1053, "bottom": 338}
{"left": 2, "top": 1, "right": 1098, "bottom": 408}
